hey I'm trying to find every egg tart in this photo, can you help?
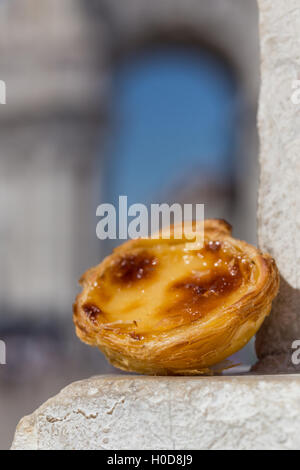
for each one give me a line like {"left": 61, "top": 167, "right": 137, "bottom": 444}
{"left": 73, "top": 219, "right": 279, "bottom": 375}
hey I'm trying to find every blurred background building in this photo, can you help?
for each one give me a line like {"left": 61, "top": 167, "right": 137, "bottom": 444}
{"left": 0, "top": 0, "right": 259, "bottom": 449}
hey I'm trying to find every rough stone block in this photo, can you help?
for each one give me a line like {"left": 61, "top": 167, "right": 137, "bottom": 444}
{"left": 11, "top": 374, "right": 300, "bottom": 450}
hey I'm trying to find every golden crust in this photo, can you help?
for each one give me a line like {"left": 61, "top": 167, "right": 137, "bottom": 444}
{"left": 73, "top": 219, "right": 279, "bottom": 375}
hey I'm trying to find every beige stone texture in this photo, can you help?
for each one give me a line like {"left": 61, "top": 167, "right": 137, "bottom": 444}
{"left": 256, "top": 0, "right": 300, "bottom": 370}
{"left": 11, "top": 374, "right": 300, "bottom": 450}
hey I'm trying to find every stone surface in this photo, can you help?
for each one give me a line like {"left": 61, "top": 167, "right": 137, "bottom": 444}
{"left": 256, "top": 0, "right": 300, "bottom": 370}
{"left": 11, "top": 374, "right": 300, "bottom": 450}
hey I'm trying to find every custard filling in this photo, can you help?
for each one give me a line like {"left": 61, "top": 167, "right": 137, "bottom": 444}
{"left": 82, "top": 239, "right": 256, "bottom": 340}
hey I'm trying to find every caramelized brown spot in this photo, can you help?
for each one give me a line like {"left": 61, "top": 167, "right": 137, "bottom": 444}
{"left": 166, "top": 260, "right": 243, "bottom": 323}
{"left": 206, "top": 240, "right": 222, "bottom": 252}
{"left": 83, "top": 304, "right": 102, "bottom": 324}
{"left": 129, "top": 332, "right": 144, "bottom": 341}
{"left": 174, "top": 259, "right": 242, "bottom": 296}
{"left": 111, "top": 252, "right": 158, "bottom": 285}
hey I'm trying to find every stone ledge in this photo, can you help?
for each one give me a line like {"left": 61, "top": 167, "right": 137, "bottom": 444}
{"left": 11, "top": 374, "right": 300, "bottom": 450}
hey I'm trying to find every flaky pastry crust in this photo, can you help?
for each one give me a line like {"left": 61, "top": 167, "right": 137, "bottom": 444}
{"left": 73, "top": 220, "right": 279, "bottom": 375}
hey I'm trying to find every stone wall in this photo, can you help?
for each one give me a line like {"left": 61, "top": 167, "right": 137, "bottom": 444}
{"left": 255, "top": 0, "right": 300, "bottom": 372}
